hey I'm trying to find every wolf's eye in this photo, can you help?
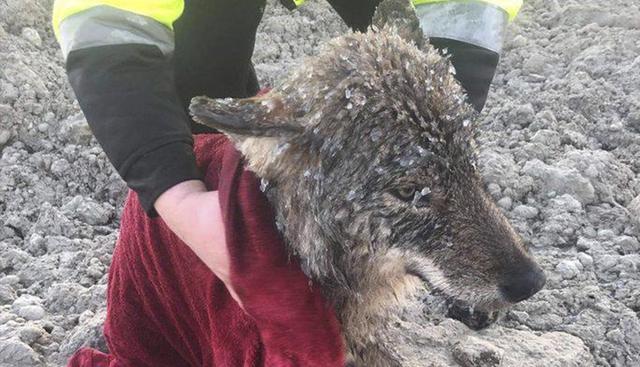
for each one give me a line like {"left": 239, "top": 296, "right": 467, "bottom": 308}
{"left": 393, "top": 187, "right": 417, "bottom": 201}
{"left": 392, "top": 186, "right": 432, "bottom": 207}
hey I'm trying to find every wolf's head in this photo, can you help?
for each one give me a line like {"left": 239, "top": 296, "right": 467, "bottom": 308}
{"left": 190, "top": 29, "right": 544, "bottom": 330}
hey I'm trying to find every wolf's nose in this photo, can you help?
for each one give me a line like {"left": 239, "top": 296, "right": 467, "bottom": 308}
{"left": 500, "top": 266, "right": 546, "bottom": 303}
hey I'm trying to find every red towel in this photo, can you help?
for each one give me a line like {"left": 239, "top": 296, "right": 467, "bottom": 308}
{"left": 67, "top": 134, "right": 345, "bottom": 367}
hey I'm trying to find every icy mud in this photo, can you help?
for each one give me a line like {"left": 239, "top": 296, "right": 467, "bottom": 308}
{"left": 0, "top": 0, "right": 639, "bottom": 366}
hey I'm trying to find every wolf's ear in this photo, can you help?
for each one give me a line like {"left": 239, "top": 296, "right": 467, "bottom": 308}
{"left": 190, "top": 94, "right": 307, "bottom": 179}
{"left": 189, "top": 94, "right": 303, "bottom": 138}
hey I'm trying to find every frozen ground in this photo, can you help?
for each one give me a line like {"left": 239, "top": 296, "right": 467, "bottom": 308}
{"left": 0, "top": 0, "right": 639, "bottom": 366}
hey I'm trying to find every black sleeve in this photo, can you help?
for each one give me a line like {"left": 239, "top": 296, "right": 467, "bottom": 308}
{"left": 66, "top": 44, "right": 202, "bottom": 215}
{"left": 325, "top": 0, "right": 382, "bottom": 32}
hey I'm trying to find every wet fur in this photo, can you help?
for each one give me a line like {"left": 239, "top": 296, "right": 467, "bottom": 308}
{"left": 190, "top": 11, "right": 541, "bottom": 367}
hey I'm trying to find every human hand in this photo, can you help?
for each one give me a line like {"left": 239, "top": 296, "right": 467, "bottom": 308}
{"left": 154, "top": 180, "right": 242, "bottom": 306}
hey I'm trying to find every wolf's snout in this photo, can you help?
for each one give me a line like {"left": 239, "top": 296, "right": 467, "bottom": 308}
{"left": 500, "top": 265, "right": 546, "bottom": 303}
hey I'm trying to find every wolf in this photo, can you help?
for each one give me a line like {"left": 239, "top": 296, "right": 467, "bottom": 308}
{"left": 189, "top": 2, "right": 545, "bottom": 365}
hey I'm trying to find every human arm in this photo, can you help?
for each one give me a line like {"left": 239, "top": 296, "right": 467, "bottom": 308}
{"left": 53, "top": 2, "right": 201, "bottom": 213}
{"left": 413, "top": 0, "right": 523, "bottom": 111}
{"left": 154, "top": 180, "right": 242, "bottom": 305}
{"left": 53, "top": 2, "right": 238, "bottom": 294}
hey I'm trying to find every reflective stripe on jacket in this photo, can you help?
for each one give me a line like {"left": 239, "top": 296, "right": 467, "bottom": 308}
{"left": 53, "top": 0, "right": 184, "bottom": 37}
{"left": 53, "top": 1, "right": 183, "bottom": 59}
{"left": 413, "top": 0, "right": 522, "bottom": 20}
